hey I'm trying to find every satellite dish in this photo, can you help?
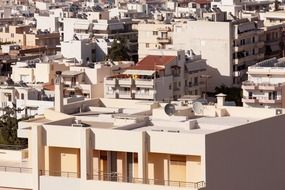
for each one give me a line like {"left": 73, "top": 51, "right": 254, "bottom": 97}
{"left": 193, "top": 102, "right": 204, "bottom": 114}
{"left": 164, "top": 103, "right": 176, "bottom": 116}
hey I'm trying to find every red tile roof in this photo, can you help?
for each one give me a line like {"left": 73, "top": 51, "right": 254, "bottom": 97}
{"left": 43, "top": 83, "right": 54, "bottom": 91}
{"left": 128, "top": 55, "right": 176, "bottom": 71}
{"left": 192, "top": 0, "right": 211, "bottom": 4}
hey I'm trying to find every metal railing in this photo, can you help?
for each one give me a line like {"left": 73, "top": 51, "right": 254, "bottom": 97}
{"left": 40, "top": 170, "right": 206, "bottom": 189}
{"left": 40, "top": 170, "right": 79, "bottom": 178}
{"left": 0, "top": 166, "right": 32, "bottom": 173}
{"left": 92, "top": 173, "right": 205, "bottom": 188}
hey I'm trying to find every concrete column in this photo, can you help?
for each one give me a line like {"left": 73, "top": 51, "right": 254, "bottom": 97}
{"left": 164, "top": 155, "right": 170, "bottom": 183}
{"left": 138, "top": 132, "right": 148, "bottom": 182}
{"left": 80, "top": 128, "right": 92, "bottom": 180}
{"left": 201, "top": 155, "right": 206, "bottom": 181}
{"left": 32, "top": 125, "right": 45, "bottom": 190}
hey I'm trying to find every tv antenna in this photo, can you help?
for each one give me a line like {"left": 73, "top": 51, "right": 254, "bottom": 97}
{"left": 193, "top": 102, "right": 204, "bottom": 114}
{"left": 164, "top": 103, "right": 176, "bottom": 116}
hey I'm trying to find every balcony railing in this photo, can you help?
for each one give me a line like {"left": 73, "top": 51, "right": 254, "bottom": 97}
{"left": 0, "top": 166, "right": 32, "bottom": 173}
{"left": 40, "top": 170, "right": 79, "bottom": 178}
{"left": 40, "top": 170, "right": 206, "bottom": 189}
{"left": 157, "top": 37, "right": 171, "bottom": 44}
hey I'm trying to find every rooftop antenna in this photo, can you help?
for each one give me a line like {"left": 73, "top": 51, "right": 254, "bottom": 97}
{"left": 193, "top": 101, "right": 204, "bottom": 114}
{"left": 164, "top": 103, "right": 176, "bottom": 116}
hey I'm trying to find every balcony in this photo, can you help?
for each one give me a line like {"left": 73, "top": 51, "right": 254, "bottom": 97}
{"left": 242, "top": 97, "right": 257, "bottom": 104}
{"left": 258, "top": 83, "right": 283, "bottom": 91}
{"left": 118, "top": 78, "right": 133, "bottom": 86}
{"left": 157, "top": 37, "right": 171, "bottom": 44}
{"left": 104, "top": 78, "right": 117, "bottom": 86}
{"left": 104, "top": 90, "right": 117, "bottom": 98}
{"left": 118, "top": 91, "right": 132, "bottom": 99}
{"left": 0, "top": 164, "right": 33, "bottom": 189}
{"left": 242, "top": 81, "right": 257, "bottom": 90}
{"left": 157, "top": 27, "right": 171, "bottom": 32}
{"left": 258, "top": 98, "right": 282, "bottom": 104}
{"left": 234, "top": 42, "right": 264, "bottom": 52}
{"left": 134, "top": 92, "right": 154, "bottom": 100}
{"left": 135, "top": 79, "right": 154, "bottom": 87}
{"left": 40, "top": 169, "right": 205, "bottom": 189}
{"left": 234, "top": 54, "right": 259, "bottom": 65}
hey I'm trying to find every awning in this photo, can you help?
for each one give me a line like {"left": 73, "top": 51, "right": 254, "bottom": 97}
{"left": 238, "top": 22, "right": 255, "bottom": 33}
{"left": 123, "top": 70, "right": 155, "bottom": 76}
{"left": 62, "top": 70, "right": 83, "bottom": 77}
{"left": 108, "top": 23, "right": 124, "bottom": 30}
{"left": 270, "top": 44, "right": 281, "bottom": 52}
{"left": 93, "top": 24, "right": 108, "bottom": 30}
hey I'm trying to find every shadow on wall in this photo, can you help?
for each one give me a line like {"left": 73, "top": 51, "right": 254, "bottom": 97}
{"left": 206, "top": 65, "right": 233, "bottom": 93}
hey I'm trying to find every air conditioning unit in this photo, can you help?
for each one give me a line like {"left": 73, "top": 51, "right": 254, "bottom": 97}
{"left": 72, "top": 124, "right": 83, "bottom": 127}
{"left": 276, "top": 109, "right": 282, "bottom": 115}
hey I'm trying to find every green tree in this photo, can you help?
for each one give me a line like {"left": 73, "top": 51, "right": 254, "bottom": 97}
{"left": 215, "top": 85, "right": 242, "bottom": 106}
{"left": 0, "top": 106, "right": 27, "bottom": 145}
{"left": 106, "top": 39, "right": 130, "bottom": 61}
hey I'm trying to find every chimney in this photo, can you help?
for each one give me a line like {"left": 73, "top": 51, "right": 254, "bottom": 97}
{"left": 216, "top": 93, "right": 226, "bottom": 107}
{"left": 54, "top": 71, "right": 63, "bottom": 112}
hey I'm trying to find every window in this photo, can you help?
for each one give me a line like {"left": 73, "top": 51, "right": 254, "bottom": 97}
{"left": 7, "top": 94, "right": 11, "bottom": 102}
{"left": 11, "top": 33, "right": 14, "bottom": 38}
{"left": 169, "top": 85, "right": 172, "bottom": 90}
{"left": 194, "top": 77, "right": 198, "bottom": 86}
{"left": 21, "top": 93, "right": 25, "bottom": 100}
{"left": 153, "top": 31, "right": 158, "bottom": 35}
{"left": 146, "top": 43, "right": 149, "bottom": 48}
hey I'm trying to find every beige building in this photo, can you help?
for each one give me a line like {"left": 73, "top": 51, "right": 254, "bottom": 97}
{"left": 61, "top": 61, "right": 133, "bottom": 98}
{"left": 0, "top": 25, "right": 60, "bottom": 55}
{"left": 242, "top": 57, "right": 285, "bottom": 108}
{"left": 0, "top": 75, "right": 284, "bottom": 190}
{"left": 11, "top": 59, "right": 69, "bottom": 84}
{"left": 138, "top": 22, "right": 174, "bottom": 59}
{"left": 138, "top": 18, "right": 265, "bottom": 90}
{"left": 104, "top": 50, "right": 207, "bottom": 101}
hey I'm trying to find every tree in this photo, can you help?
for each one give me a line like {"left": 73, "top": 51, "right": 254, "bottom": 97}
{"left": 214, "top": 85, "right": 242, "bottom": 106}
{"left": 106, "top": 39, "right": 130, "bottom": 61}
{"left": 0, "top": 106, "right": 28, "bottom": 145}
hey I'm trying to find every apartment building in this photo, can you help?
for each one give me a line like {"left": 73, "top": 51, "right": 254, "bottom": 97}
{"left": 174, "top": 18, "right": 265, "bottom": 89}
{"left": 262, "top": 10, "right": 285, "bottom": 24}
{"left": 105, "top": 50, "right": 206, "bottom": 101}
{"left": 262, "top": 22, "right": 285, "bottom": 59}
{"left": 211, "top": 0, "right": 274, "bottom": 18}
{"left": 138, "top": 22, "right": 174, "bottom": 59}
{"left": 0, "top": 75, "right": 285, "bottom": 190}
{"left": 0, "top": 81, "right": 54, "bottom": 119}
{"left": 11, "top": 59, "right": 69, "bottom": 84}
{"left": 0, "top": 25, "right": 60, "bottom": 55}
{"left": 138, "top": 15, "right": 267, "bottom": 90}
{"left": 61, "top": 39, "right": 97, "bottom": 63}
{"left": 60, "top": 61, "right": 133, "bottom": 98}
{"left": 242, "top": 57, "right": 285, "bottom": 108}
{"left": 63, "top": 17, "right": 138, "bottom": 60}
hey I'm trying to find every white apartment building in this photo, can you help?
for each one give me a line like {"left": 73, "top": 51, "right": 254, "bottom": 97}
{"left": 0, "top": 83, "right": 54, "bottom": 119}
{"left": 63, "top": 17, "right": 138, "bottom": 60}
{"left": 242, "top": 57, "right": 285, "bottom": 108}
{"left": 173, "top": 19, "right": 264, "bottom": 89}
{"left": 11, "top": 59, "right": 69, "bottom": 84}
{"left": 138, "top": 17, "right": 265, "bottom": 90}
{"left": 105, "top": 50, "right": 206, "bottom": 101}
{"left": 61, "top": 39, "right": 97, "bottom": 63}
{"left": 0, "top": 76, "right": 284, "bottom": 190}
